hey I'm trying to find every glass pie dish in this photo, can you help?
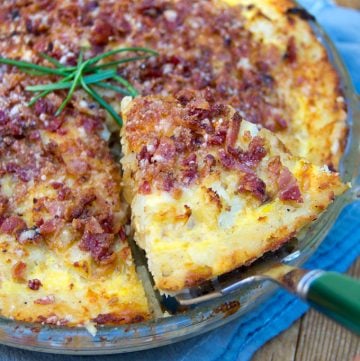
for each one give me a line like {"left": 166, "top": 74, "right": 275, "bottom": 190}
{"left": 0, "top": 14, "right": 359, "bottom": 356}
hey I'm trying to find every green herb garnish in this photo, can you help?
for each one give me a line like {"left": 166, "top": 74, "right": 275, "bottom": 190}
{"left": 0, "top": 47, "right": 158, "bottom": 126}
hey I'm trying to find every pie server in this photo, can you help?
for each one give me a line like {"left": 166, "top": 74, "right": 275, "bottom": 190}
{"left": 175, "top": 254, "right": 360, "bottom": 335}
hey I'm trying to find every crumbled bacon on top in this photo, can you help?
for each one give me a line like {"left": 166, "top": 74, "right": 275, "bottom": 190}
{"left": 125, "top": 93, "right": 269, "bottom": 199}
{"left": 125, "top": 93, "right": 303, "bottom": 203}
{"left": 0, "top": 0, "right": 289, "bottom": 134}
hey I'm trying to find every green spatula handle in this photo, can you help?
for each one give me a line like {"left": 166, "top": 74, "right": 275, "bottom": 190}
{"left": 299, "top": 271, "right": 360, "bottom": 334}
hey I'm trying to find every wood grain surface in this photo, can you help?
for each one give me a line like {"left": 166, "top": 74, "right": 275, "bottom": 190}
{"left": 252, "top": 258, "right": 360, "bottom": 361}
{"left": 335, "top": 0, "right": 360, "bottom": 9}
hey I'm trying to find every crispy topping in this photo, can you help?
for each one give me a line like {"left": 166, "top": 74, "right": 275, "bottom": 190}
{"left": 125, "top": 94, "right": 270, "bottom": 199}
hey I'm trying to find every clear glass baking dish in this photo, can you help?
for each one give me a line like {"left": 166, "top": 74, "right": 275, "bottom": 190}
{"left": 0, "top": 10, "right": 359, "bottom": 356}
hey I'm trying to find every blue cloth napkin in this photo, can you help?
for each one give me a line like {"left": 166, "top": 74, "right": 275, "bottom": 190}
{"left": 1, "top": 1, "right": 359, "bottom": 360}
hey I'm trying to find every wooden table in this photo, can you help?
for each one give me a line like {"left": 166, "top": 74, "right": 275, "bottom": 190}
{"left": 252, "top": 258, "right": 360, "bottom": 361}
{"left": 335, "top": 0, "right": 360, "bottom": 9}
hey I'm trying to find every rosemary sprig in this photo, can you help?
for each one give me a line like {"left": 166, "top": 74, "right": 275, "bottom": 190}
{"left": 0, "top": 46, "right": 158, "bottom": 126}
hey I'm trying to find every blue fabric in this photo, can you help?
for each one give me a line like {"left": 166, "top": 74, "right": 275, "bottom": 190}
{"left": 1, "top": 1, "right": 359, "bottom": 360}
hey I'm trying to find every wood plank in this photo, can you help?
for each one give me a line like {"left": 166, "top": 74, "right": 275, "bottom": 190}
{"left": 252, "top": 320, "right": 301, "bottom": 361}
{"left": 252, "top": 259, "right": 360, "bottom": 361}
{"left": 334, "top": 0, "right": 360, "bottom": 9}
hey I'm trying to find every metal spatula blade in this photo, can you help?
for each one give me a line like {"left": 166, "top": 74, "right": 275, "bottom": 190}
{"left": 175, "top": 252, "right": 360, "bottom": 335}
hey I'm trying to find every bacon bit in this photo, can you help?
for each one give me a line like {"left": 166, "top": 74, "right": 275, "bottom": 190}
{"left": 284, "top": 36, "right": 297, "bottom": 63}
{"left": 44, "top": 199, "right": 65, "bottom": 218}
{"left": 0, "top": 110, "right": 8, "bottom": 125}
{"left": 5, "top": 162, "right": 37, "bottom": 182}
{"left": 84, "top": 217, "right": 103, "bottom": 234}
{"left": 90, "top": 19, "right": 113, "bottom": 46}
{"left": 268, "top": 157, "right": 303, "bottom": 202}
{"left": 161, "top": 172, "right": 175, "bottom": 191}
{"left": 137, "top": 145, "right": 153, "bottom": 164}
{"left": 80, "top": 116, "right": 103, "bottom": 133}
{"left": 138, "top": 0, "right": 165, "bottom": 18}
{"left": 68, "top": 193, "right": 96, "bottom": 220}
{"left": 34, "top": 295, "right": 56, "bottom": 305}
{"left": 28, "top": 279, "right": 42, "bottom": 291}
{"left": 51, "top": 182, "right": 63, "bottom": 189}
{"left": 238, "top": 173, "right": 267, "bottom": 202}
{"left": 218, "top": 149, "right": 254, "bottom": 174}
{"left": 100, "top": 213, "right": 115, "bottom": 233}
{"left": 208, "top": 132, "right": 226, "bottom": 146}
{"left": 139, "top": 180, "right": 151, "bottom": 194}
{"left": 79, "top": 232, "right": 115, "bottom": 263}
{"left": 65, "top": 158, "right": 90, "bottom": 175}
{"left": 114, "top": 17, "right": 132, "bottom": 35}
{"left": 34, "top": 99, "right": 55, "bottom": 116}
{"left": 25, "top": 17, "right": 48, "bottom": 35}
{"left": 181, "top": 153, "right": 196, "bottom": 167}
{"left": 11, "top": 261, "right": 27, "bottom": 282}
{"left": 200, "top": 118, "right": 215, "bottom": 134}
{"left": 39, "top": 219, "right": 58, "bottom": 235}
{"left": 44, "top": 116, "right": 65, "bottom": 132}
{"left": 243, "top": 136, "right": 267, "bottom": 167}
{"left": 173, "top": 128, "right": 193, "bottom": 152}
{"left": 29, "top": 130, "right": 41, "bottom": 140}
{"left": 58, "top": 5, "right": 79, "bottom": 23}
{"left": 210, "top": 103, "right": 228, "bottom": 118}
{"left": 1, "top": 216, "right": 27, "bottom": 235}
{"left": 181, "top": 154, "right": 198, "bottom": 185}
{"left": 57, "top": 186, "right": 72, "bottom": 201}
{"left": 176, "top": 89, "right": 196, "bottom": 106}
{"left": 204, "top": 154, "right": 216, "bottom": 168}
{"left": 278, "top": 167, "right": 303, "bottom": 202}
{"left": 226, "top": 112, "right": 242, "bottom": 148}
{"left": 153, "top": 138, "right": 176, "bottom": 163}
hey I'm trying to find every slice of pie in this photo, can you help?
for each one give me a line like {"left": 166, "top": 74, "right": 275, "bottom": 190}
{"left": 121, "top": 92, "right": 348, "bottom": 292}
